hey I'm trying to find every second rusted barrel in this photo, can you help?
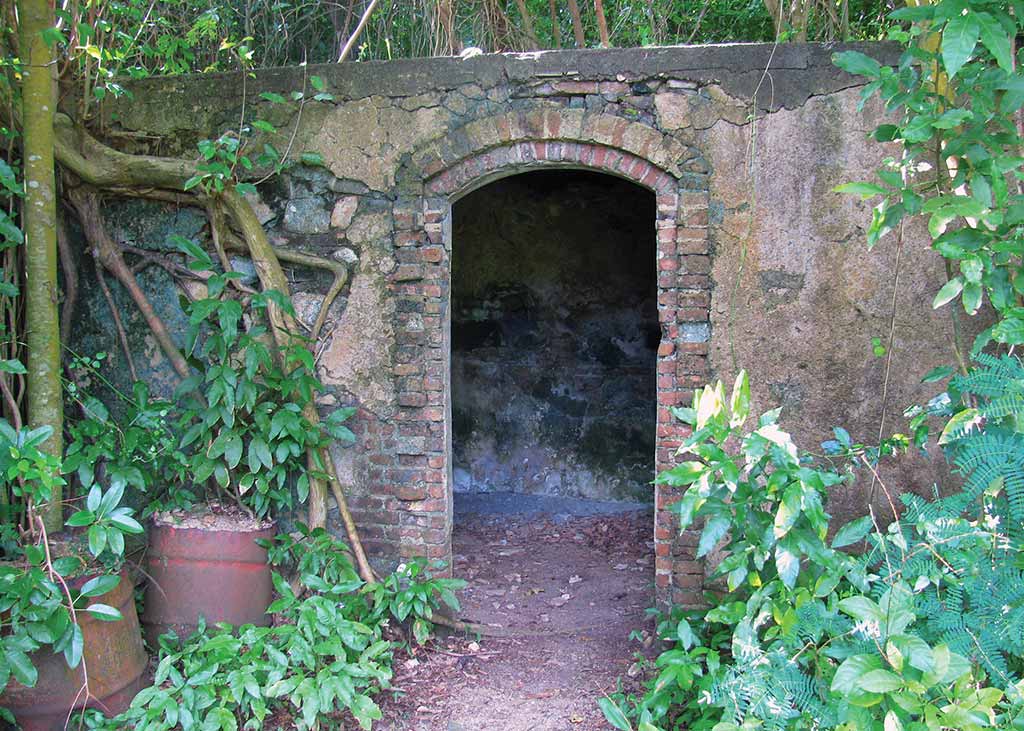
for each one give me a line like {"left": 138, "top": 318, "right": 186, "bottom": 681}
{"left": 0, "top": 570, "right": 148, "bottom": 730}
{"left": 141, "top": 515, "right": 276, "bottom": 646}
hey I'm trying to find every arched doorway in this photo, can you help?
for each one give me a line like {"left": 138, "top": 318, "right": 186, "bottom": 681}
{"left": 446, "top": 168, "right": 658, "bottom": 648}
{"left": 450, "top": 169, "right": 658, "bottom": 515}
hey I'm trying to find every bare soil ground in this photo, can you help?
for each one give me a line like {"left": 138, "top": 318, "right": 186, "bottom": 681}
{"left": 377, "top": 504, "right": 656, "bottom": 731}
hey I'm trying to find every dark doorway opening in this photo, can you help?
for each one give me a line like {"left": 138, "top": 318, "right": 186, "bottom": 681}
{"left": 450, "top": 169, "right": 658, "bottom": 517}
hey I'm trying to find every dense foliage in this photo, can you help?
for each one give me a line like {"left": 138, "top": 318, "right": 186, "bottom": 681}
{"left": 604, "top": 367, "right": 1024, "bottom": 730}
{"left": 603, "top": 0, "right": 1024, "bottom": 730}
{"left": 78, "top": 527, "right": 465, "bottom": 730}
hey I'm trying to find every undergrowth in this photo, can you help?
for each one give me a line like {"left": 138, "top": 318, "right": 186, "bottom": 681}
{"left": 78, "top": 527, "right": 465, "bottom": 731}
{"left": 601, "top": 365, "right": 1024, "bottom": 731}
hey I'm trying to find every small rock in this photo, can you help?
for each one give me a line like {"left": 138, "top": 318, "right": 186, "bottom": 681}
{"left": 334, "top": 247, "right": 359, "bottom": 265}
{"left": 404, "top": 658, "right": 420, "bottom": 670}
{"left": 569, "top": 575, "right": 582, "bottom": 584}
{"left": 540, "top": 613, "right": 550, "bottom": 623}
{"left": 331, "top": 196, "right": 359, "bottom": 229}
{"left": 549, "top": 593, "right": 571, "bottom": 608}
{"left": 613, "top": 563, "right": 629, "bottom": 571}
{"left": 467, "top": 642, "right": 480, "bottom": 652}
{"left": 283, "top": 197, "right": 331, "bottom": 234}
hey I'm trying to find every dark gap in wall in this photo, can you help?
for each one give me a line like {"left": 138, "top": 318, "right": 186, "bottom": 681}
{"left": 451, "top": 170, "right": 657, "bottom": 510}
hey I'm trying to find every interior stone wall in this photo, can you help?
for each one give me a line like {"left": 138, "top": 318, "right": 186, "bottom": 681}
{"left": 86, "top": 42, "right": 970, "bottom": 606}
{"left": 450, "top": 170, "right": 657, "bottom": 502}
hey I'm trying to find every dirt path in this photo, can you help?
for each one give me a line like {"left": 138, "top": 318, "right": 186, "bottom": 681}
{"left": 377, "top": 505, "right": 655, "bottom": 731}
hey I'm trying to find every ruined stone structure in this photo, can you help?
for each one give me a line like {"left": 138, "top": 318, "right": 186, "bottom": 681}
{"left": 90, "top": 42, "right": 967, "bottom": 606}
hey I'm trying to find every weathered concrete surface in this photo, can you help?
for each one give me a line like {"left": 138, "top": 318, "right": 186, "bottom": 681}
{"left": 703, "top": 88, "right": 983, "bottom": 524}
{"left": 84, "top": 42, "right": 963, "bottom": 605}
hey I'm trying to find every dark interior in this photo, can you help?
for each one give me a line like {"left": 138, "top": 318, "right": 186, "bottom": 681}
{"left": 451, "top": 170, "right": 658, "bottom": 507}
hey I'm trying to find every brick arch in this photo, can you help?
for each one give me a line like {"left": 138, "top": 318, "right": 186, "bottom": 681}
{"left": 401, "top": 107, "right": 705, "bottom": 195}
{"left": 388, "top": 108, "right": 711, "bottom": 607}
{"left": 425, "top": 139, "right": 678, "bottom": 199}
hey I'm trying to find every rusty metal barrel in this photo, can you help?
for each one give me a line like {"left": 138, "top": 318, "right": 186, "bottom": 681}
{"left": 141, "top": 519, "right": 276, "bottom": 646}
{"left": 0, "top": 570, "right": 148, "bottom": 730}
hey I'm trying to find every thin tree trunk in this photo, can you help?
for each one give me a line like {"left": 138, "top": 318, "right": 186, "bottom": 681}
{"left": 434, "top": 0, "right": 459, "bottom": 55}
{"left": 549, "top": 0, "right": 562, "bottom": 47}
{"left": 18, "top": 0, "right": 62, "bottom": 531}
{"left": 337, "top": 0, "right": 380, "bottom": 63}
{"left": 594, "top": 0, "right": 609, "bottom": 46}
{"left": 512, "top": 0, "right": 540, "bottom": 49}
{"left": 566, "top": 0, "right": 585, "bottom": 47}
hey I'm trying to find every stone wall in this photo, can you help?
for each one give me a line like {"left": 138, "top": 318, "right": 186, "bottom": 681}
{"left": 88, "top": 42, "right": 967, "bottom": 606}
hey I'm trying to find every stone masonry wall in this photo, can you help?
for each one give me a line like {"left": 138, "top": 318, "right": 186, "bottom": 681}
{"left": 89, "top": 42, "right": 966, "bottom": 607}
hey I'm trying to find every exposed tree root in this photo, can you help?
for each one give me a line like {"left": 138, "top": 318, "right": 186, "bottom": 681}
{"left": 54, "top": 114, "right": 376, "bottom": 585}
{"left": 93, "top": 255, "right": 139, "bottom": 382}
{"left": 55, "top": 215, "right": 78, "bottom": 347}
{"left": 65, "top": 183, "right": 192, "bottom": 380}
{"left": 220, "top": 189, "right": 375, "bottom": 584}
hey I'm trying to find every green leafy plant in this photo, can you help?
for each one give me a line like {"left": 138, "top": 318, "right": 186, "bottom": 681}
{"left": 266, "top": 524, "right": 466, "bottom": 645}
{"left": 833, "top": 0, "right": 1024, "bottom": 359}
{"left": 64, "top": 377, "right": 183, "bottom": 519}
{"left": 602, "top": 370, "right": 1024, "bottom": 731}
{"left": 0, "top": 421, "right": 140, "bottom": 719}
{"left": 159, "top": 243, "right": 354, "bottom": 520}
{"left": 79, "top": 530, "right": 464, "bottom": 730}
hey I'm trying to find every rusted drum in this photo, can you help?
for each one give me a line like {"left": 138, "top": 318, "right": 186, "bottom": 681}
{"left": 142, "top": 519, "right": 276, "bottom": 646}
{"left": 0, "top": 570, "right": 148, "bottom": 730}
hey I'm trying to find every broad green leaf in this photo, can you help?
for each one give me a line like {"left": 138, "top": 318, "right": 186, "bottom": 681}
{"left": 832, "top": 654, "right": 883, "bottom": 694}
{"left": 87, "top": 525, "right": 107, "bottom": 557}
{"left": 598, "top": 697, "right": 632, "bottom": 731}
{"left": 697, "top": 516, "right": 729, "bottom": 558}
{"left": 84, "top": 603, "right": 123, "bottom": 622}
{"left": 941, "top": 13, "right": 980, "bottom": 78}
{"left": 656, "top": 461, "right": 706, "bottom": 487}
{"left": 962, "top": 281, "right": 982, "bottom": 314}
{"left": 729, "top": 370, "right": 750, "bottom": 427}
{"left": 931, "top": 109, "right": 972, "bottom": 129}
{"left": 775, "top": 541, "right": 799, "bottom": 589}
{"left": 108, "top": 513, "right": 144, "bottom": 534}
{"left": 5, "top": 649, "right": 36, "bottom": 687}
{"left": 223, "top": 433, "right": 243, "bottom": 469}
{"left": 938, "top": 407, "right": 981, "bottom": 445}
{"left": 858, "top": 669, "right": 903, "bottom": 693}
{"left": 921, "top": 365, "right": 955, "bottom": 383}
{"left": 677, "top": 619, "right": 695, "bottom": 650}
{"left": 975, "top": 11, "right": 1012, "bottom": 71}
{"left": 773, "top": 484, "right": 801, "bottom": 539}
{"left": 832, "top": 515, "right": 873, "bottom": 548}
{"left": 884, "top": 710, "right": 904, "bottom": 731}
{"left": 838, "top": 595, "right": 882, "bottom": 623}
{"left": 695, "top": 383, "right": 723, "bottom": 429}
{"left": 932, "top": 277, "right": 963, "bottom": 308}
{"left": 832, "top": 51, "right": 882, "bottom": 78}
{"left": 79, "top": 575, "right": 119, "bottom": 598}
{"left": 993, "top": 316, "right": 1024, "bottom": 345}
{"left": 63, "top": 624, "right": 84, "bottom": 668}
